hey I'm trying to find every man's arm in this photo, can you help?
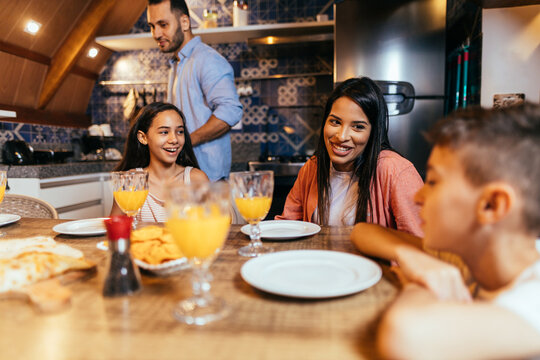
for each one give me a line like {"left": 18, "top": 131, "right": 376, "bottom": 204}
{"left": 194, "top": 52, "right": 242, "bottom": 147}
{"left": 189, "top": 115, "right": 231, "bottom": 147}
{"left": 378, "top": 284, "right": 540, "bottom": 360}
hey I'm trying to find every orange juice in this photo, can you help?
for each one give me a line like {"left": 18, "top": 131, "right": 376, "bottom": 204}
{"left": 166, "top": 212, "right": 230, "bottom": 259}
{"left": 235, "top": 196, "right": 272, "bottom": 222}
{"left": 114, "top": 190, "right": 149, "bottom": 215}
{"left": 0, "top": 184, "right": 5, "bottom": 203}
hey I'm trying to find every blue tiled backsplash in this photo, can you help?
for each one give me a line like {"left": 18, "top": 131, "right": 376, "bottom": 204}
{"left": 1, "top": 0, "right": 334, "bottom": 165}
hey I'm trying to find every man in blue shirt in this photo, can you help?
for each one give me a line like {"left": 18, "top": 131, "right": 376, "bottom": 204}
{"left": 147, "top": 0, "right": 243, "bottom": 181}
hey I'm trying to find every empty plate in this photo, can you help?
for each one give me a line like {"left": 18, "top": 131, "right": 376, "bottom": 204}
{"left": 241, "top": 250, "right": 382, "bottom": 298}
{"left": 0, "top": 214, "right": 21, "bottom": 227}
{"left": 53, "top": 218, "right": 108, "bottom": 236}
{"left": 240, "top": 220, "right": 321, "bottom": 240}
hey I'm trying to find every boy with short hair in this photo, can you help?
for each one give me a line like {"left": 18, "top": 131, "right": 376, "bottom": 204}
{"left": 351, "top": 103, "right": 540, "bottom": 359}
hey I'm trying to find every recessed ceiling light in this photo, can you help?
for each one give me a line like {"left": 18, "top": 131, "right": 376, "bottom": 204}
{"left": 24, "top": 20, "right": 42, "bottom": 35}
{"left": 87, "top": 48, "right": 99, "bottom": 58}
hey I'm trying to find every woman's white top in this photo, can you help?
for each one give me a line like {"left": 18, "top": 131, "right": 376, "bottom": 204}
{"left": 312, "top": 165, "right": 358, "bottom": 226}
{"left": 135, "top": 166, "right": 192, "bottom": 223}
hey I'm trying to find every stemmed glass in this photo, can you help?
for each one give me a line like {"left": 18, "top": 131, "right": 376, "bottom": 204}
{"left": 0, "top": 171, "right": 7, "bottom": 237}
{"left": 229, "top": 170, "right": 274, "bottom": 257}
{"left": 165, "top": 181, "right": 231, "bottom": 325}
{"left": 111, "top": 170, "right": 149, "bottom": 229}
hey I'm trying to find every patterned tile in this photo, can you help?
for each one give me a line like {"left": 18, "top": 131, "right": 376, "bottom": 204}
{"left": 80, "top": 0, "right": 335, "bottom": 162}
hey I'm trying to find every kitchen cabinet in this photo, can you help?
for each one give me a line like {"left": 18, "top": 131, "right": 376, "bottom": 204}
{"left": 7, "top": 173, "right": 113, "bottom": 219}
{"left": 95, "top": 20, "right": 334, "bottom": 51}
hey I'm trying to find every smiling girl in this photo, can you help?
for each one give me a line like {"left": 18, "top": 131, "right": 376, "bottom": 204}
{"left": 277, "top": 77, "right": 423, "bottom": 235}
{"left": 110, "top": 102, "right": 208, "bottom": 222}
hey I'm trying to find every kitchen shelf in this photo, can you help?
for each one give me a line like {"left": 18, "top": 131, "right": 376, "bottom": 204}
{"left": 98, "top": 72, "right": 332, "bottom": 86}
{"left": 95, "top": 21, "right": 334, "bottom": 51}
{"left": 237, "top": 72, "right": 332, "bottom": 81}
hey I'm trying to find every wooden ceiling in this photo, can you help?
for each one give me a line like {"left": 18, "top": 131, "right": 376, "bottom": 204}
{"left": 0, "top": 0, "right": 147, "bottom": 127}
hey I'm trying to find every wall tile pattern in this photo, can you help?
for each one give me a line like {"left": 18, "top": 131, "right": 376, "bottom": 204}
{"left": 1, "top": 1, "right": 334, "bottom": 164}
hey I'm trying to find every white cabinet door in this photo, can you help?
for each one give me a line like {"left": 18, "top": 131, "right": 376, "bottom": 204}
{"left": 8, "top": 173, "right": 111, "bottom": 219}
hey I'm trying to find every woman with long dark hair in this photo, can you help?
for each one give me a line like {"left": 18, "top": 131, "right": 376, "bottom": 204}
{"left": 277, "top": 77, "right": 423, "bottom": 235}
{"left": 111, "top": 102, "right": 208, "bottom": 222}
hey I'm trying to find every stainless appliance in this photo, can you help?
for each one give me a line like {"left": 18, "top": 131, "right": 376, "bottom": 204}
{"left": 2, "top": 140, "right": 34, "bottom": 165}
{"left": 334, "top": 0, "right": 447, "bottom": 177}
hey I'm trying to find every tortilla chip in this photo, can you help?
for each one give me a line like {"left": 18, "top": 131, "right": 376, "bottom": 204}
{"left": 128, "top": 226, "right": 183, "bottom": 264}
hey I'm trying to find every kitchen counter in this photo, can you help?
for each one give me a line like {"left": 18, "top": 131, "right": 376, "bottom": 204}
{"left": 0, "top": 161, "right": 119, "bottom": 179}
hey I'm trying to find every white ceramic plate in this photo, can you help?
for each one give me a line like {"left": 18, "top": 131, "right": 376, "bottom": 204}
{"left": 241, "top": 250, "right": 382, "bottom": 298}
{"left": 53, "top": 218, "right": 108, "bottom": 236}
{"left": 96, "top": 241, "right": 190, "bottom": 276}
{"left": 240, "top": 220, "right": 321, "bottom": 240}
{"left": 0, "top": 214, "right": 21, "bottom": 227}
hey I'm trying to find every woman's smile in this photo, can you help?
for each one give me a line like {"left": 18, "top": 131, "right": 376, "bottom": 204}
{"left": 323, "top": 96, "right": 372, "bottom": 172}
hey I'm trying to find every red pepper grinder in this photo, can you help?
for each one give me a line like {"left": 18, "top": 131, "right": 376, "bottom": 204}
{"left": 103, "top": 215, "right": 142, "bottom": 297}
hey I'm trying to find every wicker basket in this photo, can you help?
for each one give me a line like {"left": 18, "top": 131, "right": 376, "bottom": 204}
{"left": 0, "top": 194, "right": 58, "bottom": 219}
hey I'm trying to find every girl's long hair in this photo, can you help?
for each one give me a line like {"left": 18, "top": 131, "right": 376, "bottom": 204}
{"left": 114, "top": 102, "right": 200, "bottom": 171}
{"left": 315, "top": 77, "right": 393, "bottom": 225}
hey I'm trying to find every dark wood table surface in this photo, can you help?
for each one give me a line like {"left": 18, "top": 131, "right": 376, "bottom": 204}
{"left": 0, "top": 218, "right": 398, "bottom": 360}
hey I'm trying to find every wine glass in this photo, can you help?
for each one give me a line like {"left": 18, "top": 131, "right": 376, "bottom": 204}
{"left": 229, "top": 170, "right": 274, "bottom": 257}
{"left": 0, "top": 171, "right": 6, "bottom": 237}
{"left": 165, "top": 181, "right": 231, "bottom": 325}
{"left": 111, "top": 170, "right": 149, "bottom": 229}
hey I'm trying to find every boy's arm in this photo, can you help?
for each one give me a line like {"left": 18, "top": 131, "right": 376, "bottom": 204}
{"left": 351, "top": 223, "right": 471, "bottom": 301}
{"left": 350, "top": 223, "right": 423, "bottom": 262}
{"left": 378, "top": 284, "right": 540, "bottom": 360}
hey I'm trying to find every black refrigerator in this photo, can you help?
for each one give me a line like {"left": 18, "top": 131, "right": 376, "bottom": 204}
{"left": 334, "top": 0, "right": 447, "bottom": 177}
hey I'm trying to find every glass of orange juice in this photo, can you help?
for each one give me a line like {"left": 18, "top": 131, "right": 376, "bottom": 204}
{"left": 0, "top": 171, "right": 6, "bottom": 204}
{"left": 229, "top": 170, "right": 274, "bottom": 257}
{"left": 0, "top": 171, "right": 6, "bottom": 237}
{"left": 111, "top": 170, "right": 149, "bottom": 229}
{"left": 165, "top": 181, "right": 231, "bottom": 325}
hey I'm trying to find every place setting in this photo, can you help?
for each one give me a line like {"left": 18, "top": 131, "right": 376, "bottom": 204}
{"left": 229, "top": 170, "right": 381, "bottom": 300}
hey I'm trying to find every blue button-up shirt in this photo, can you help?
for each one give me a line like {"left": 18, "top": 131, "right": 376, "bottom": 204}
{"left": 167, "top": 36, "right": 242, "bottom": 181}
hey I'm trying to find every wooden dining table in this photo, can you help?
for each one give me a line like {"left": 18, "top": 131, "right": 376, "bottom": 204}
{"left": 0, "top": 218, "right": 398, "bottom": 360}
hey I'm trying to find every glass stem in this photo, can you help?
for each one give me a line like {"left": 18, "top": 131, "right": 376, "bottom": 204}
{"left": 249, "top": 222, "right": 263, "bottom": 249}
{"left": 191, "top": 266, "right": 212, "bottom": 301}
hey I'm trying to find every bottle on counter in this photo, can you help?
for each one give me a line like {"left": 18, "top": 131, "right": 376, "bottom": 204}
{"left": 233, "top": 0, "right": 249, "bottom": 27}
{"left": 103, "top": 215, "right": 142, "bottom": 297}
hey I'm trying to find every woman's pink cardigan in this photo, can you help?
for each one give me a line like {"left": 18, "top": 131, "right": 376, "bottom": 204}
{"left": 276, "top": 150, "right": 424, "bottom": 237}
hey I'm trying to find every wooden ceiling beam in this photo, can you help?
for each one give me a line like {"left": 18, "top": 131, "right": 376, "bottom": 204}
{"left": 0, "top": 103, "right": 91, "bottom": 128}
{"left": 38, "top": 0, "right": 115, "bottom": 109}
{"left": 0, "top": 41, "right": 99, "bottom": 81}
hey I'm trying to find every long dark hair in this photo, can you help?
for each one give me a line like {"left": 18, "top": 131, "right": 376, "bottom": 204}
{"left": 114, "top": 102, "right": 200, "bottom": 171}
{"left": 315, "top": 77, "right": 393, "bottom": 225}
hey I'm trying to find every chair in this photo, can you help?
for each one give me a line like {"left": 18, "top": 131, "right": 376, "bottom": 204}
{"left": 0, "top": 194, "right": 58, "bottom": 219}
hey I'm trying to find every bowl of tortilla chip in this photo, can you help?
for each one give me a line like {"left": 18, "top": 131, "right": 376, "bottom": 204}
{"left": 98, "top": 225, "right": 189, "bottom": 276}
